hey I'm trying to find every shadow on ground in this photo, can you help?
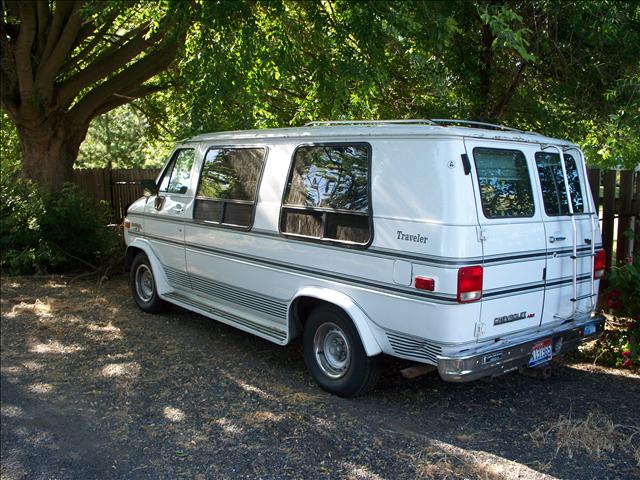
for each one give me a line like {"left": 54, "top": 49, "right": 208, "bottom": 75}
{"left": 1, "top": 275, "right": 639, "bottom": 480}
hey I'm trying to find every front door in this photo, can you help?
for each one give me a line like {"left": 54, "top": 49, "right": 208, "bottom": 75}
{"left": 533, "top": 147, "right": 595, "bottom": 325}
{"left": 464, "top": 139, "right": 546, "bottom": 340}
{"left": 144, "top": 148, "right": 196, "bottom": 288}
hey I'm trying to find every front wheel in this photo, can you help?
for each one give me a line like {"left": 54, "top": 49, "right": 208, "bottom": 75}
{"left": 130, "top": 252, "right": 166, "bottom": 313}
{"left": 303, "top": 305, "right": 380, "bottom": 397}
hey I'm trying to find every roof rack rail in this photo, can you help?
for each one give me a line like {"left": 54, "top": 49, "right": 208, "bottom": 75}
{"left": 303, "top": 118, "right": 534, "bottom": 134}
{"left": 429, "top": 119, "right": 524, "bottom": 132}
{"left": 304, "top": 119, "right": 438, "bottom": 127}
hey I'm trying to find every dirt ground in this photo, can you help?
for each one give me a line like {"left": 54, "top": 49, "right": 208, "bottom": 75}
{"left": 1, "top": 275, "right": 639, "bottom": 480}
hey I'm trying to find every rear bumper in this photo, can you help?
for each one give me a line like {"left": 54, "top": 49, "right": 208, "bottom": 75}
{"left": 437, "top": 314, "right": 605, "bottom": 382}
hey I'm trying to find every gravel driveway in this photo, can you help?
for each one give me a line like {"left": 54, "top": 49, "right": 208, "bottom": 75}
{"left": 1, "top": 275, "right": 639, "bottom": 480}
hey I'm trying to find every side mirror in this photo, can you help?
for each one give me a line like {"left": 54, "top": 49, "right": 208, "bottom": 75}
{"left": 140, "top": 179, "right": 158, "bottom": 197}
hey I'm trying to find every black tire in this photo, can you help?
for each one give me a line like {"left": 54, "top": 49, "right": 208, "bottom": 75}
{"left": 130, "top": 252, "right": 166, "bottom": 313}
{"left": 303, "top": 304, "right": 381, "bottom": 397}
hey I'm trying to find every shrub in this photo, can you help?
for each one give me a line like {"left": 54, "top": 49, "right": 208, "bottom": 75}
{"left": 587, "top": 252, "right": 640, "bottom": 371}
{"left": 604, "top": 252, "right": 640, "bottom": 319}
{"left": 0, "top": 176, "right": 121, "bottom": 274}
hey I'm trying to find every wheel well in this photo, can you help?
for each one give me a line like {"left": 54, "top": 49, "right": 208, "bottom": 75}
{"left": 289, "top": 296, "right": 338, "bottom": 339}
{"left": 124, "top": 246, "right": 143, "bottom": 272}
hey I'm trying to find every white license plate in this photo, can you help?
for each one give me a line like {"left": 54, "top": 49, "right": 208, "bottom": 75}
{"left": 584, "top": 322, "right": 596, "bottom": 336}
{"left": 528, "top": 338, "right": 553, "bottom": 367}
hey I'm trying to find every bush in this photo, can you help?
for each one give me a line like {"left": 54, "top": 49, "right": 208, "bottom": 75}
{"left": 0, "top": 176, "right": 121, "bottom": 274}
{"left": 588, "top": 252, "right": 640, "bottom": 371}
{"left": 604, "top": 252, "right": 640, "bottom": 319}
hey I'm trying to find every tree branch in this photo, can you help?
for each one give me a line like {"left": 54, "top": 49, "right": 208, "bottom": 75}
{"left": 91, "top": 85, "right": 165, "bottom": 118}
{"left": 490, "top": 62, "right": 527, "bottom": 120}
{"left": 14, "top": 2, "right": 37, "bottom": 104}
{"left": 40, "top": 0, "right": 76, "bottom": 61}
{"left": 69, "top": 39, "right": 179, "bottom": 124}
{"left": 57, "top": 19, "right": 173, "bottom": 107}
{"left": 0, "top": 22, "right": 19, "bottom": 115}
{"left": 35, "top": 2, "right": 82, "bottom": 98}
{"left": 36, "top": 0, "right": 51, "bottom": 55}
{"left": 62, "top": 9, "right": 119, "bottom": 72}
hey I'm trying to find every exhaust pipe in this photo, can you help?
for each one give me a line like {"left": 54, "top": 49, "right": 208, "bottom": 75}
{"left": 519, "top": 363, "right": 552, "bottom": 380}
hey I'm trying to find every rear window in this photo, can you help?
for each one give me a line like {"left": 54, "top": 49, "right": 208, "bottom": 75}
{"left": 473, "top": 147, "right": 535, "bottom": 218}
{"left": 534, "top": 152, "right": 584, "bottom": 216}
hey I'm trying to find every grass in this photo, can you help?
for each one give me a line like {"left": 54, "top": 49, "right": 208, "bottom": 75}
{"left": 530, "top": 410, "right": 640, "bottom": 466}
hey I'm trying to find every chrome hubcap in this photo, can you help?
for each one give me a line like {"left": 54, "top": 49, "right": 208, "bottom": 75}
{"left": 313, "top": 322, "right": 351, "bottom": 379}
{"left": 135, "top": 264, "right": 154, "bottom": 302}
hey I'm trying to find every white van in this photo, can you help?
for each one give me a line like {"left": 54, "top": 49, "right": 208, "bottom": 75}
{"left": 123, "top": 120, "right": 606, "bottom": 397}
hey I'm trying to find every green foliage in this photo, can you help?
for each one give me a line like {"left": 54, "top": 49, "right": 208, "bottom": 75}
{"left": 588, "top": 252, "right": 640, "bottom": 371}
{"left": 1, "top": 112, "right": 21, "bottom": 175}
{"left": 0, "top": 178, "right": 120, "bottom": 274}
{"left": 166, "top": 0, "right": 639, "bottom": 169}
{"left": 604, "top": 252, "right": 640, "bottom": 319}
{"left": 77, "top": 104, "right": 174, "bottom": 169}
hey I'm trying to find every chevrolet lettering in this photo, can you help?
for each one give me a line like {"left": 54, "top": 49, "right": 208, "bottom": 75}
{"left": 494, "top": 311, "right": 528, "bottom": 325}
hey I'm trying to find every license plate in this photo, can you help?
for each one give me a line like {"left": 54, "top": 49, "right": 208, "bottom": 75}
{"left": 528, "top": 338, "right": 553, "bottom": 367}
{"left": 584, "top": 322, "right": 596, "bottom": 336}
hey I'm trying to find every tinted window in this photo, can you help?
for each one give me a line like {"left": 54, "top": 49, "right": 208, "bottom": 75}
{"left": 473, "top": 148, "right": 535, "bottom": 218}
{"left": 194, "top": 147, "right": 266, "bottom": 228}
{"left": 284, "top": 145, "right": 369, "bottom": 212}
{"left": 197, "top": 148, "right": 265, "bottom": 201}
{"left": 159, "top": 149, "right": 195, "bottom": 194}
{"left": 281, "top": 144, "right": 371, "bottom": 245}
{"left": 535, "top": 152, "right": 584, "bottom": 216}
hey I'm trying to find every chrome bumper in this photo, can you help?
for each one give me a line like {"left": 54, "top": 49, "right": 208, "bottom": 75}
{"left": 437, "top": 314, "right": 605, "bottom": 382}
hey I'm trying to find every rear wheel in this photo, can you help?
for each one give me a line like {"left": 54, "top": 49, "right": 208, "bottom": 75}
{"left": 130, "top": 253, "right": 166, "bottom": 313}
{"left": 303, "top": 304, "right": 380, "bottom": 397}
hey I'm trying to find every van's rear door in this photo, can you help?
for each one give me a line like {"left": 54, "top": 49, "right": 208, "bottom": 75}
{"left": 464, "top": 139, "right": 546, "bottom": 340}
{"left": 532, "top": 147, "right": 595, "bottom": 325}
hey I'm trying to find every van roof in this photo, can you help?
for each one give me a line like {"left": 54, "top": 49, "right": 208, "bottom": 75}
{"left": 184, "top": 120, "right": 577, "bottom": 148}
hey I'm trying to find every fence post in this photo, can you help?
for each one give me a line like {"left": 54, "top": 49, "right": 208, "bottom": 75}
{"left": 588, "top": 167, "right": 601, "bottom": 212}
{"left": 633, "top": 170, "right": 640, "bottom": 258}
{"left": 601, "top": 170, "right": 617, "bottom": 270}
{"left": 616, "top": 170, "right": 634, "bottom": 263}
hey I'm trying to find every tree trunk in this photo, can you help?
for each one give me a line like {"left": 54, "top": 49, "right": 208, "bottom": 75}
{"left": 477, "top": 23, "right": 494, "bottom": 120}
{"left": 17, "top": 117, "right": 87, "bottom": 193}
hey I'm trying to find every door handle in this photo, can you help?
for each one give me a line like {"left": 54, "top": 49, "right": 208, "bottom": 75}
{"left": 549, "top": 236, "right": 566, "bottom": 243}
{"left": 173, "top": 204, "right": 184, "bottom": 213}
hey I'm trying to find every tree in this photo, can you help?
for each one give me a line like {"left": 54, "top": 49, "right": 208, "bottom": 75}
{"left": 175, "top": 0, "right": 638, "bottom": 167}
{"left": 1, "top": 1, "right": 190, "bottom": 191}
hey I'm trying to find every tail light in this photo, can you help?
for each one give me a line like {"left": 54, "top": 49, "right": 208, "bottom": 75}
{"left": 594, "top": 249, "right": 606, "bottom": 279}
{"left": 458, "top": 266, "right": 483, "bottom": 303}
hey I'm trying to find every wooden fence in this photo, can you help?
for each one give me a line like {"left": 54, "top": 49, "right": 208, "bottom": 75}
{"left": 587, "top": 168, "right": 640, "bottom": 270}
{"left": 72, "top": 166, "right": 640, "bottom": 272}
{"left": 72, "top": 168, "right": 160, "bottom": 224}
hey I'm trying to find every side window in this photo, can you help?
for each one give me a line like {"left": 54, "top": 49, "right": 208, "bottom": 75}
{"left": 159, "top": 149, "right": 195, "bottom": 194}
{"left": 535, "top": 152, "right": 584, "bottom": 216}
{"left": 473, "top": 147, "right": 535, "bottom": 219}
{"left": 194, "top": 147, "right": 266, "bottom": 228}
{"left": 280, "top": 144, "right": 371, "bottom": 245}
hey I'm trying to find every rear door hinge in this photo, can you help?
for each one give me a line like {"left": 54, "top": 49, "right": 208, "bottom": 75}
{"left": 476, "top": 227, "right": 487, "bottom": 242}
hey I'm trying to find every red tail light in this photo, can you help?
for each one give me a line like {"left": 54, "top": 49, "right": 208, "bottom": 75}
{"left": 415, "top": 277, "right": 435, "bottom": 291}
{"left": 458, "top": 266, "right": 483, "bottom": 303}
{"left": 594, "top": 249, "right": 606, "bottom": 279}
